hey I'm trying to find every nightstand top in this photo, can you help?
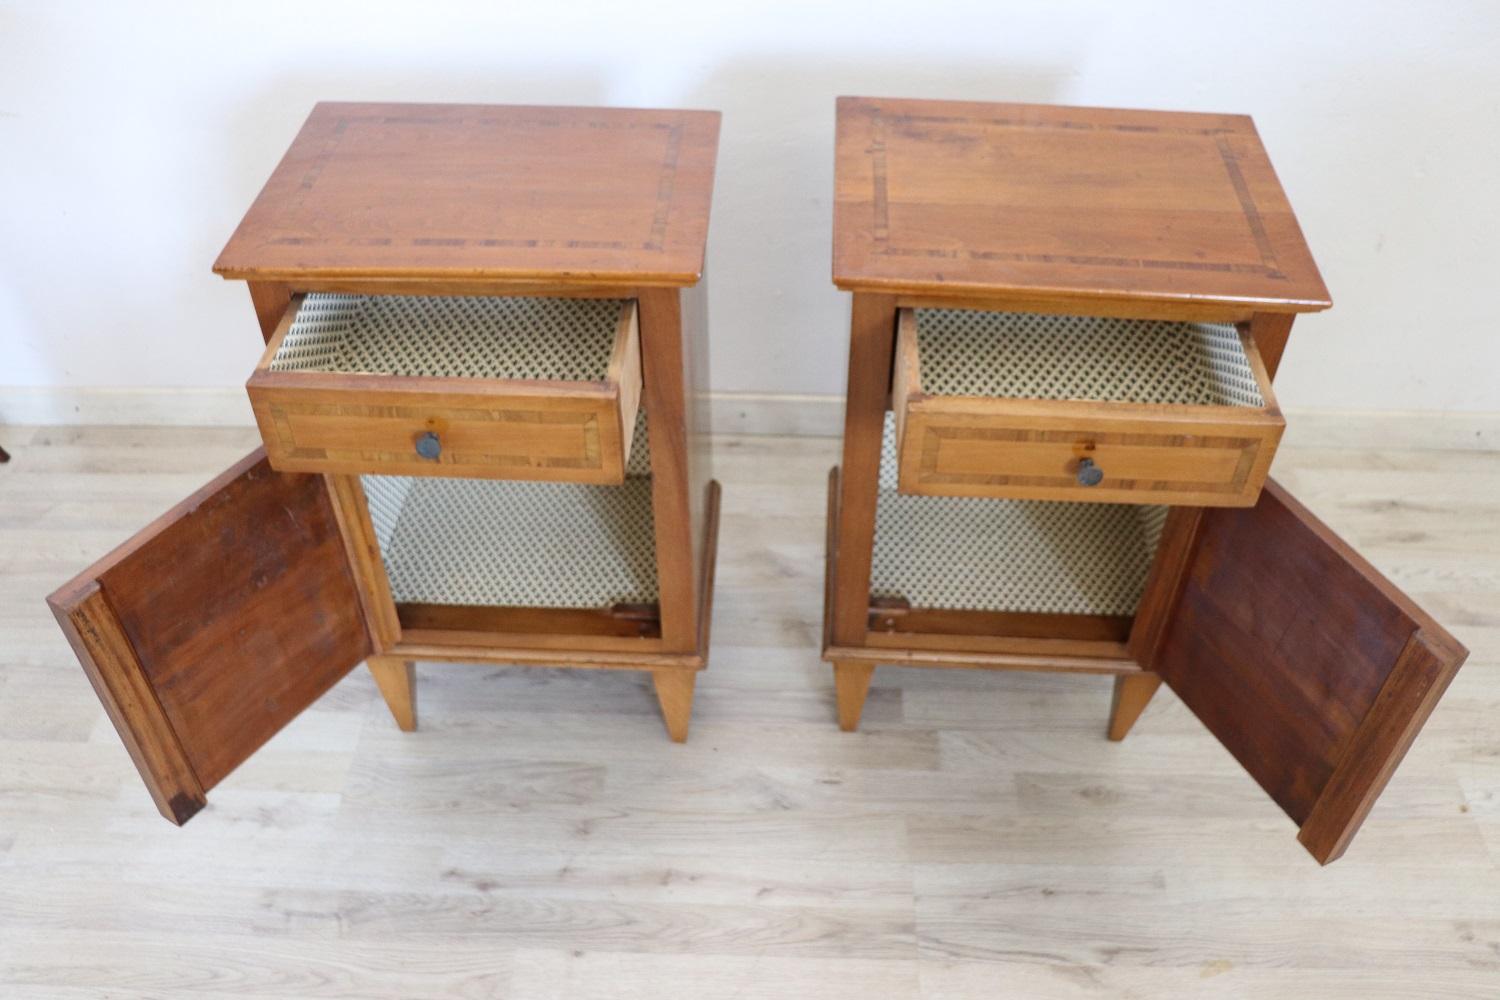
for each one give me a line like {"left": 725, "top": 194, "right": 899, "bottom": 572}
{"left": 833, "top": 96, "right": 1330, "bottom": 312}
{"left": 214, "top": 102, "right": 721, "bottom": 288}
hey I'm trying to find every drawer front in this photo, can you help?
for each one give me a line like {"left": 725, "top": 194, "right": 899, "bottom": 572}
{"left": 250, "top": 386, "right": 636, "bottom": 482}
{"left": 247, "top": 295, "right": 642, "bottom": 482}
{"left": 893, "top": 308, "right": 1284, "bottom": 507}
{"left": 896, "top": 405, "right": 1282, "bottom": 506}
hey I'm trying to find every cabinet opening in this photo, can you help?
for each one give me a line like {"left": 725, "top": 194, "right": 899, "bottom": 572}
{"left": 360, "top": 410, "right": 659, "bottom": 636}
{"left": 910, "top": 307, "right": 1266, "bottom": 407}
{"left": 890, "top": 306, "right": 1283, "bottom": 508}
{"left": 267, "top": 293, "right": 632, "bottom": 382}
{"left": 870, "top": 414, "right": 1165, "bottom": 641}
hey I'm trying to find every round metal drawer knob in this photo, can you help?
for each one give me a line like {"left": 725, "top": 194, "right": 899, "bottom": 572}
{"left": 1076, "top": 457, "right": 1103, "bottom": 487}
{"left": 415, "top": 431, "right": 442, "bottom": 460}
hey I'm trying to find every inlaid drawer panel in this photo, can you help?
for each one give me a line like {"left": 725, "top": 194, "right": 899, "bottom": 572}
{"left": 247, "top": 293, "right": 642, "bottom": 482}
{"left": 892, "top": 308, "right": 1284, "bottom": 507}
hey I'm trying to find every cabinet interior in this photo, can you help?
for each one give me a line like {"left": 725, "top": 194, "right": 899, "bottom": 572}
{"left": 361, "top": 409, "right": 656, "bottom": 621}
{"left": 872, "top": 413, "right": 1166, "bottom": 625}
{"left": 912, "top": 307, "right": 1266, "bottom": 407}
{"left": 268, "top": 292, "right": 631, "bottom": 380}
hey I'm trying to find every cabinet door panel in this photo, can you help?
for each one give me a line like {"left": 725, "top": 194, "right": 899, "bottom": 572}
{"left": 1149, "top": 479, "right": 1466, "bottom": 864}
{"left": 48, "top": 450, "right": 370, "bottom": 824}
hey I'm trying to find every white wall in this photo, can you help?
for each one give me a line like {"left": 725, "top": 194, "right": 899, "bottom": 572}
{"left": 3, "top": 0, "right": 1498, "bottom": 416}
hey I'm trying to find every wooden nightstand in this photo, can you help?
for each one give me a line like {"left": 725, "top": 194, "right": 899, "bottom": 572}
{"left": 48, "top": 102, "right": 722, "bottom": 825}
{"left": 823, "top": 96, "right": 1467, "bottom": 864}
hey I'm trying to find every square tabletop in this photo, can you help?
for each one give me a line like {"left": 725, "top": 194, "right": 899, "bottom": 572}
{"left": 215, "top": 102, "right": 721, "bottom": 287}
{"left": 833, "top": 96, "right": 1329, "bottom": 312}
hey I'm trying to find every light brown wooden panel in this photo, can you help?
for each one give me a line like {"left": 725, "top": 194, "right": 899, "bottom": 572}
{"left": 834, "top": 96, "right": 1331, "bottom": 312}
{"left": 246, "top": 297, "right": 641, "bottom": 483}
{"left": 46, "top": 451, "right": 370, "bottom": 823}
{"left": 893, "top": 312, "right": 1284, "bottom": 506}
{"left": 639, "top": 284, "right": 711, "bottom": 652}
{"left": 866, "top": 600, "right": 1131, "bottom": 659}
{"left": 868, "top": 600, "right": 1133, "bottom": 643}
{"left": 396, "top": 602, "right": 661, "bottom": 640}
{"left": 1148, "top": 479, "right": 1468, "bottom": 864}
{"left": 214, "top": 102, "right": 721, "bottom": 288}
{"left": 830, "top": 294, "right": 898, "bottom": 645}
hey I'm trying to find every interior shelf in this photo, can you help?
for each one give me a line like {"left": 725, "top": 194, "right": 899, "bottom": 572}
{"left": 872, "top": 414, "right": 1165, "bottom": 615}
{"left": 362, "top": 471, "right": 657, "bottom": 609}
{"left": 269, "top": 293, "right": 630, "bottom": 380}
{"left": 912, "top": 307, "right": 1265, "bottom": 407}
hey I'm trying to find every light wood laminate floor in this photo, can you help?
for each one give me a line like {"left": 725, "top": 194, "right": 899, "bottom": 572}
{"left": 1, "top": 424, "right": 1497, "bottom": 999}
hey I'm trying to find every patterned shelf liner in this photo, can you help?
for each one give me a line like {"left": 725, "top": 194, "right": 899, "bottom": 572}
{"left": 269, "top": 293, "right": 629, "bottom": 382}
{"left": 914, "top": 308, "right": 1264, "bottom": 407}
{"left": 362, "top": 467, "right": 658, "bottom": 608}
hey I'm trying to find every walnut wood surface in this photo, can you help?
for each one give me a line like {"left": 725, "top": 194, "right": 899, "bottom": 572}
{"left": 829, "top": 294, "right": 898, "bottom": 645}
{"left": 47, "top": 450, "right": 370, "bottom": 819}
{"left": 651, "top": 670, "right": 697, "bottom": 743}
{"left": 366, "top": 656, "right": 417, "bottom": 732}
{"left": 1148, "top": 479, "right": 1468, "bottom": 863}
{"left": 326, "top": 473, "right": 400, "bottom": 650}
{"left": 396, "top": 602, "right": 662, "bottom": 640}
{"left": 865, "top": 601, "right": 1131, "bottom": 661}
{"left": 868, "top": 600, "right": 1132, "bottom": 643}
{"left": 639, "top": 285, "right": 710, "bottom": 652}
{"left": 215, "top": 102, "right": 721, "bottom": 287}
{"left": 1107, "top": 672, "right": 1163, "bottom": 742}
{"left": 47, "top": 585, "right": 206, "bottom": 825}
{"left": 832, "top": 661, "right": 876, "bottom": 732}
{"left": 247, "top": 296, "right": 642, "bottom": 483}
{"left": 835, "top": 96, "right": 1331, "bottom": 311}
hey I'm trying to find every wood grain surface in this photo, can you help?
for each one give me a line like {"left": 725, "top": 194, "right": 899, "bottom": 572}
{"left": 834, "top": 97, "right": 1332, "bottom": 311}
{"left": 1148, "top": 479, "right": 1468, "bottom": 863}
{"left": 215, "top": 102, "right": 721, "bottom": 287}
{"left": 45, "top": 449, "right": 371, "bottom": 819}
{"left": 6, "top": 424, "right": 1496, "bottom": 997}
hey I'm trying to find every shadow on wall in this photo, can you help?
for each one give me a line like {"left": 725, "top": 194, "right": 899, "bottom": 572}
{"left": 216, "top": 66, "right": 614, "bottom": 256}
{"left": 684, "top": 58, "right": 1072, "bottom": 399}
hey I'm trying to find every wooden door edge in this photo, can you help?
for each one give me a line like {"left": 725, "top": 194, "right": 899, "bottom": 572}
{"left": 324, "top": 474, "right": 400, "bottom": 650}
{"left": 1127, "top": 507, "right": 1208, "bottom": 668}
{"left": 46, "top": 583, "right": 206, "bottom": 825}
{"left": 1296, "top": 629, "right": 1469, "bottom": 864}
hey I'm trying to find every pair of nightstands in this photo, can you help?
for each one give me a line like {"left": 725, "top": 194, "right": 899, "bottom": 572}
{"left": 48, "top": 98, "right": 1466, "bottom": 866}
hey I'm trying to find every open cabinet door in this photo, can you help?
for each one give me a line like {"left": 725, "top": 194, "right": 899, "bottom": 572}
{"left": 47, "top": 450, "right": 371, "bottom": 825}
{"left": 1147, "top": 479, "right": 1467, "bottom": 864}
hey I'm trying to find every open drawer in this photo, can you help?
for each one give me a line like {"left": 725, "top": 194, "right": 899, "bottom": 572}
{"left": 247, "top": 293, "right": 642, "bottom": 482}
{"left": 892, "top": 308, "right": 1284, "bottom": 506}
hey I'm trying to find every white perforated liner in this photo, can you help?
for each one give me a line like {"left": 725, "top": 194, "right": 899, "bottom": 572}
{"left": 270, "top": 293, "right": 628, "bottom": 381}
{"left": 915, "top": 309, "right": 1264, "bottom": 407}
{"left": 362, "top": 472, "right": 657, "bottom": 607}
{"left": 872, "top": 415, "right": 1166, "bottom": 615}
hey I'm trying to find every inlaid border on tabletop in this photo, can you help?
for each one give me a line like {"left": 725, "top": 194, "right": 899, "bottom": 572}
{"left": 833, "top": 96, "right": 1331, "bottom": 311}
{"left": 215, "top": 102, "right": 721, "bottom": 287}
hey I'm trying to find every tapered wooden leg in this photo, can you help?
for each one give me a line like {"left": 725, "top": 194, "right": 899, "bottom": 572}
{"left": 368, "top": 656, "right": 416, "bottom": 732}
{"left": 1108, "top": 672, "right": 1162, "bottom": 741}
{"left": 833, "top": 661, "right": 875, "bottom": 732}
{"left": 652, "top": 670, "right": 697, "bottom": 743}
